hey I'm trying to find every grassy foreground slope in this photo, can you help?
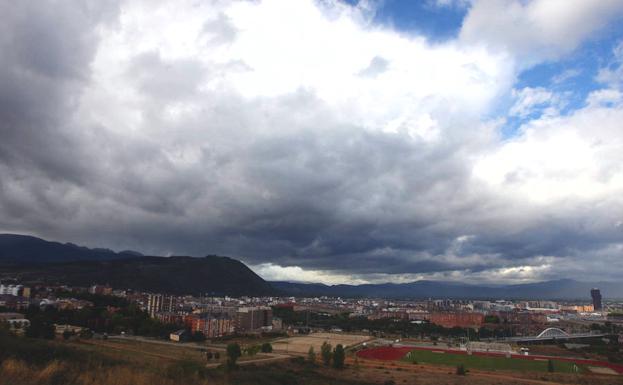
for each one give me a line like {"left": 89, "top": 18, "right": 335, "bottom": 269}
{"left": 0, "top": 330, "right": 370, "bottom": 385}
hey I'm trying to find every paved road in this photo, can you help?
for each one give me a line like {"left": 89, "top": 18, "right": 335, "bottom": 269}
{"left": 109, "top": 334, "right": 226, "bottom": 350}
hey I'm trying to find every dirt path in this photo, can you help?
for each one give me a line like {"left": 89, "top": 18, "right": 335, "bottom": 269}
{"left": 78, "top": 339, "right": 188, "bottom": 362}
{"left": 109, "top": 335, "right": 225, "bottom": 350}
{"left": 81, "top": 339, "right": 291, "bottom": 369}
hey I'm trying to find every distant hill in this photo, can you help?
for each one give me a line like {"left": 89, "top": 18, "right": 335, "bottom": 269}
{"left": 0, "top": 233, "right": 275, "bottom": 296}
{"left": 271, "top": 279, "right": 623, "bottom": 300}
{"left": 0, "top": 255, "right": 275, "bottom": 296}
{"left": 0, "top": 234, "right": 143, "bottom": 264}
{"left": 2, "top": 234, "right": 619, "bottom": 300}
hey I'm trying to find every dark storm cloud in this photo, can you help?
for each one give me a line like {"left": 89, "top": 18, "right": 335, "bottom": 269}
{"left": 1, "top": 0, "right": 622, "bottom": 283}
{"left": 0, "top": 1, "right": 119, "bottom": 181}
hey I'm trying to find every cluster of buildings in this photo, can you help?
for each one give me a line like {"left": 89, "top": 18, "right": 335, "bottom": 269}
{"left": 0, "top": 284, "right": 30, "bottom": 297}
{"left": 1, "top": 277, "right": 622, "bottom": 342}
{"left": 0, "top": 283, "right": 33, "bottom": 310}
{"left": 145, "top": 292, "right": 276, "bottom": 338}
{"left": 0, "top": 282, "right": 95, "bottom": 311}
{"left": 0, "top": 280, "right": 280, "bottom": 339}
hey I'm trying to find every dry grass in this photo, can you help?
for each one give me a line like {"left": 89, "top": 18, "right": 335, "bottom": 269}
{"left": 5, "top": 332, "right": 619, "bottom": 385}
{"left": 0, "top": 358, "right": 223, "bottom": 385}
{"left": 72, "top": 339, "right": 207, "bottom": 368}
{"left": 5, "top": 355, "right": 622, "bottom": 385}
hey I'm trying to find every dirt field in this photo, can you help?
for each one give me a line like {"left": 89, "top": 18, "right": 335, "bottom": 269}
{"left": 273, "top": 332, "right": 372, "bottom": 354}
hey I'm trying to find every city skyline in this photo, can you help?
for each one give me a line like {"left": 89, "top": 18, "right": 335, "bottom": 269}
{"left": 2, "top": 0, "right": 623, "bottom": 285}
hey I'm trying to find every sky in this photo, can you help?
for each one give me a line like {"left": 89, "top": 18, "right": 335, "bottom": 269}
{"left": 1, "top": 0, "right": 623, "bottom": 285}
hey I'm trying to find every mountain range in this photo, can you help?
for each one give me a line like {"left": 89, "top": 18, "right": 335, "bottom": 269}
{"left": 0, "top": 234, "right": 143, "bottom": 263}
{"left": 0, "top": 233, "right": 619, "bottom": 299}
{"left": 271, "top": 279, "right": 623, "bottom": 300}
{"left": 0, "top": 234, "right": 272, "bottom": 296}
{"left": 0, "top": 255, "right": 274, "bottom": 296}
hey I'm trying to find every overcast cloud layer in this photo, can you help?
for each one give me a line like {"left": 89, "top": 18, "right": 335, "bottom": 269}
{"left": 1, "top": 0, "right": 623, "bottom": 284}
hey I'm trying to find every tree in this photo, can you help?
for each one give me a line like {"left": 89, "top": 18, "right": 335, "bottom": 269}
{"left": 332, "top": 344, "right": 345, "bottom": 369}
{"left": 25, "top": 317, "right": 55, "bottom": 339}
{"left": 307, "top": 346, "right": 316, "bottom": 365}
{"left": 321, "top": 341, "right": 332, "bottom": 366}
{"left": 547, "top": 359, "right": 554, "bottom": 373}
{"left": 261, "top": 342, "right": 273, "bottom": 353}
{"left": 191, "top": 331, "right": 206, "bottom": 342}
{"left": 226, "top": 343, "right": 242, "bottom": 369}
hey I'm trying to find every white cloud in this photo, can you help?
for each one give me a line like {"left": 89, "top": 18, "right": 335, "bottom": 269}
{"left": 252, "top": 260, "right": 558, "bottom": 285}
{"left": 509, "top": 87, "right": 564, "bottom": 118}
{"left": 474, "top": 95, "right": 623, "bottom": 204}
{"left": 551, "top": 68, "right": 581, "bottom": 84}
{"left": 81, "top": 0, "right": 516, "bottom": 142}
{"left": 596, "top": 40, "right": 623, "bottom": 89}
{"left": 586, "top": 88, "right": 623, "bottom": 108}
{"left": 251, "top": 263, "right": 369, "bottom": 285}
{"left": 427, "top": 0, "right": 471, "bottom": 9}
{"left": 461, "top": 0, "right": 623, "bottom": 65}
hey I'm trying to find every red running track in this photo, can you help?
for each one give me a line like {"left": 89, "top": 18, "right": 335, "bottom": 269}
{"left": 357, "top": 346, "right": 414, "bottom": 361}
{"left": 356, "top": 346, "right": 623, "bottom": 374}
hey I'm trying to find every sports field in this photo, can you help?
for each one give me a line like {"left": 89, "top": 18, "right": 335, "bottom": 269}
{"left": 272, "top": 333, "right": 370, "bottom": 354}
{"left": 401, "top": 349, "right": 580, "bottom": 373}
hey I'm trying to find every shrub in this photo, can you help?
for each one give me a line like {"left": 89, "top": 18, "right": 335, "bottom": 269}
{"left": 245, "top": 345, "right": 261, "bottom": 356}
{"left": 307, "top": 346, "right": 316, "bottom": 365}
{"left": 456, "top": 364, "right": 466, "bottom": 375}
{"left": 166, "top": 359, "right": 207, "bottom": 379}
{"left": 290, "top": 356, "right": 305, "bottom": 365}
{"left": 260, "top": 342, "right": 272, "bottom": 353}
{"left": 79, "top": 329, "right": 93, "bottom": 339}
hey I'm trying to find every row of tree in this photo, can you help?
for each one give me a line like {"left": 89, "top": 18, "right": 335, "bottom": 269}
{"left": 224, "top": 340, "right": 346, "bottom": 370}
{"left": 307, "top": 341, "right": 345, "bottom": 369}
{"left": 21, "top": 296, "right": 179, "bottom": 340}
{"left": 272, "top": 306, "right": 510, "bottom": 339}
